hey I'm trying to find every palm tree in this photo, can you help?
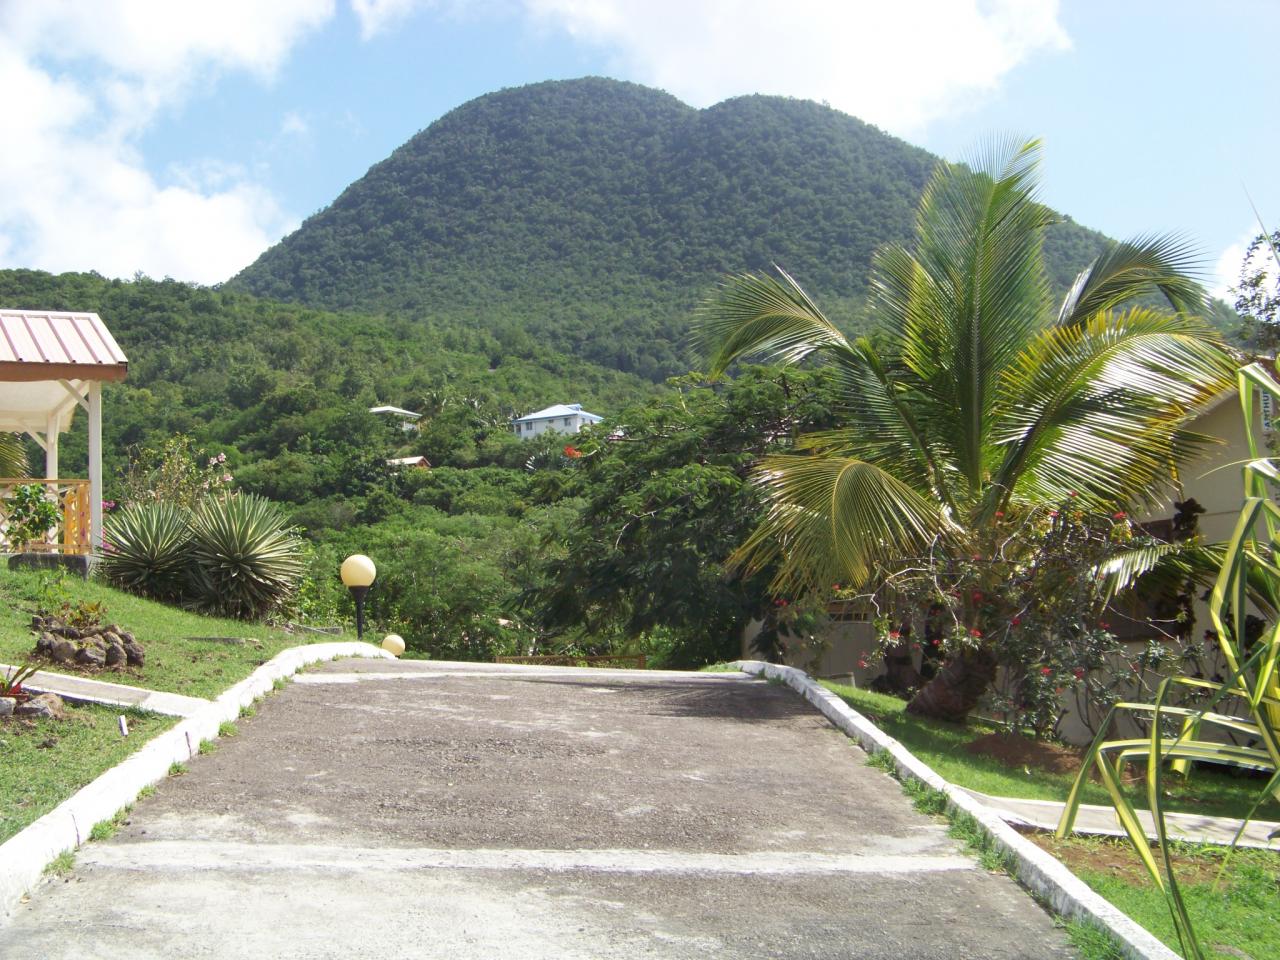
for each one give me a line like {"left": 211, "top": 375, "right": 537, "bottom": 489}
{"left": 0, "top": 433, "right": 26, "bottom": 478}
{"left": 699, "top": 139, "right": 1236, "bottom": 723}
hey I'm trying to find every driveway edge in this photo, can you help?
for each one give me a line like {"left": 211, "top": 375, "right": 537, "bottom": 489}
{"left": 0, "top": 641, "right": 393, "bottom": 923}
{"left": 732, "top": 660, "right": 1179, "bottom": 960}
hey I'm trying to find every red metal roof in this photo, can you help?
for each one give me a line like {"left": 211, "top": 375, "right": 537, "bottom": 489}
{"left": 0, "top": 310, "right": 128, "bottom": 382}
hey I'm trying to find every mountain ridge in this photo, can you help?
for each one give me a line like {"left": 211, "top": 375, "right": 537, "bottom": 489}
{"left": 231, "top": 77, "right": 1116, "bottom": 380}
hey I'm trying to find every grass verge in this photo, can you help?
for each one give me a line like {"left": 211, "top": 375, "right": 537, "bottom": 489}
{"left": 0, "top": 702, "right": 176, "bottom": 844}
{"left": 1034, "top": 834, "right": 1280, "bottom": 960}
{"left": 821, "top": 679, "right": 1280, "bottom": 822}
{"left": 0, "top": 567, "right": 341, "bottom": 698}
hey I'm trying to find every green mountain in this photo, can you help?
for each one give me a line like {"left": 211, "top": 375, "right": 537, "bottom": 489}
{"left": 232, "top": 77, "right": 1114, "bottom": 380}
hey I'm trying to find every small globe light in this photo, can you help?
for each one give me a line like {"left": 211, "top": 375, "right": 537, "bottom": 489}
{"left": 382, "top": 633, "right": 405, "bottom": 656}
{"left": 340, "top": 554, "right": 377, "bottom": 588}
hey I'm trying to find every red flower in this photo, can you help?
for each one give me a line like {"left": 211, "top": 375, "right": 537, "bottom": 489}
{"left": 1068, "top": 490, "right": 1078, "bottom": 498}
{"left": 857, "top": 659, "right": 868, "bottom": 669}
{"left": 1072, "top": 668, "right": 1086, "bottom": 680}
{"left": 1040, "top": 666, "right": 1052, "bottom": 676}
{"left": 1098, "top": 621, "right": 1110, "bottom": 630}
{"left": 1112, "top": 511, "right": 1126, "bottom": 520}
{"left": 969, "top": 628, "right": 983, "bottom": 639}
{"left": 971, "top": 591, "right": 984, "bottom": 602}
{"left": 994, "top": 511, "right": 1005, "bottom": 519}
{"left": 1011, "top": 617, "right": 1022, "bottom": 626}
{"left": 888, "top": 630, "right": 901, "bottom": 640}
{"left": 563, "top": 445, "right": 582, "bottom": 458}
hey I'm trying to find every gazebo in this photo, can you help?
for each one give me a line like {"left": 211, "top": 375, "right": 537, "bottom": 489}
{"left": 0, "top": 310, "right": 128, "bottom": 555}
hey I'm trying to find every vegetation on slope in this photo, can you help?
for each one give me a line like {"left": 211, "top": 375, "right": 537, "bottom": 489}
{"left": 232, "top": 77, "right": 1120, "bottom": 379}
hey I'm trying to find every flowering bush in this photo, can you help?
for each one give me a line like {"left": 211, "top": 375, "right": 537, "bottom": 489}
{"left": 871, "top": 501, "right": 1183, "bottom": 738}
{"left": 116, "top": 435, "right": 234, "bottom": 509}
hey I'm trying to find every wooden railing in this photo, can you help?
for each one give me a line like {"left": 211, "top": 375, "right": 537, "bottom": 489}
{"left": 0, "top": 479, "right": 92, "bottom": 555}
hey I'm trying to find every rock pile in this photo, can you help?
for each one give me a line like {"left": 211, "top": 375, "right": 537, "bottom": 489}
{"left": 31, "top": 614, "right": 145, "bottom": 670}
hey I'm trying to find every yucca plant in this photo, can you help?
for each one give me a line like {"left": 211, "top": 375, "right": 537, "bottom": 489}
{"left": 186, "top": 493, "right": 304, "bottom": 620}
{"left": 99, "top": 501, "right": 193, "bottom": 600}
{"left": 1056, "top": 361, "right": 1280, "bottom": 960}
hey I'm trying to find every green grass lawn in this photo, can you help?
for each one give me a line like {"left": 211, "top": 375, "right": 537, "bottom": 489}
{"left": 0, "top": 568, "right": 345, "bottom": 699}
{"left": 819, "top": 679, "right": 1280, "bottom": 822}
{"left": 0, "top": 702, "right": 176, "bottom": 844}
{"left": 1039, "top": 835, "right": 1280, "bottom": 960}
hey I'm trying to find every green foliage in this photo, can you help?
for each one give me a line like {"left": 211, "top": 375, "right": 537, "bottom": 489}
{"left": 529, "top": 367, "right": 839, "bottom": 667}
{"left": 1058, "top": 362, "right": 1280, "bottom": 960}
{"left": 232, "top": 78, "right": 1124, "bottom": 381}
{"left": 699, "top": 139, "right": 1235, "bottom": 722}
{"left": 100, "top": 501, "right": 193, "bottom": 600}
{"left": 0, "top": 432, "right": 26, "bottom": 479}
{"left": 3, "top": 483, "right": 60, "bottom": 550}
{"left": 1, "top": 660, "right": 39, "bottom": 697}
{"left": 186, "top": 494, "right": 304, "bottom": 620}
{"left": 116, "top": 434, "right": 234, "bottom": 509}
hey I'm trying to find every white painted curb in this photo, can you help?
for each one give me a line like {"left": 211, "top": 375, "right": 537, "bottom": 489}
{"left": 0, "top": 641, "right": 393, "bottom": 924}
{"left": 733, "top": 660, "right": 1180, "bottom": 960}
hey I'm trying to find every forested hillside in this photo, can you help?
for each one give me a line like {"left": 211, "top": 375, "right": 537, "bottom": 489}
{"left": 0, "top": 269, "right": 653, "bottom": 512}
{"left": 233, "top": 77, "right": 1118, "bottom": 379}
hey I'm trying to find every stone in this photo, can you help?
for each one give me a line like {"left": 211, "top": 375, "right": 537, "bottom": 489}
{"left": 102, "top": 631, "right": 121, "bottom": 647}
{"left": 50, "top": 639, "right": 77, "bottom": 663}
{"left": 119, "top": 631, "right": 135, "bottom": 643}
{"left": 76, "top": 645, "right": 106, "bottom": 667}
{"left": 36, "top": 632, "right": 55, "bottom": 653}
{"left": 0, "top": 697, "right": 14, "bottom": 717}
{"left": 6, "top": 552, "right": 90, "bottom": 579}
{"left": 124, "top": 641, "right": 146, "bottom": 667}
{"left": 15, "top": 692, "right": 64, "bottom": 719}
{"left": 105, "top": 643, "right": 126, "bottom": 668}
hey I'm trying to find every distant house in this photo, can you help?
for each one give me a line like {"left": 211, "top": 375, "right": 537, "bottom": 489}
{"left": 369, "top": 405, "right": 422, "bottom": 433}
{"left": 512, "top": 403, "right": 603, "bottom": 438}
{"left": 386, "top": 455, "right": 431, "bottom": 470}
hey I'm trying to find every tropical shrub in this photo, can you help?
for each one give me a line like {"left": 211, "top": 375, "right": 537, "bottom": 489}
{"left": 116, "top": 434, "right": 234, "bottom": 509}
{"left": 1057, "top": 362, "right": 1280, "bottom": 960}
{"left": 698, "top": 139, "right": 1235, "bottom": 722}
{"left": 3, "top": 483, "right": 60, "bottom": 550}
{"left": 186, "top": 494, "right": 304, "bottom": 619}
{"left": 99, "top": 501, "right": 193, "bottom": 600}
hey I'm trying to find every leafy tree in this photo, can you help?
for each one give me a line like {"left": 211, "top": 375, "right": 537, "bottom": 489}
{"left": 1235, "top": 227, "right": 1280, "bottom": 347}
{"left": 530, "top": 367, "right": 838, "bottom": 667}
{"left": 700, "top": 139, "right": 1235, "bottom": 722}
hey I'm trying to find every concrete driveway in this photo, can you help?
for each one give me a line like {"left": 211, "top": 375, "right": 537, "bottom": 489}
{"left": 7, "top": 660, "right": 1077, "bottom": 959}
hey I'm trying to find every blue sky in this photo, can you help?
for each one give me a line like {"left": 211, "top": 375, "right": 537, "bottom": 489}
{"left": 1, "top": 1, "right": 1275, "bottom": 299}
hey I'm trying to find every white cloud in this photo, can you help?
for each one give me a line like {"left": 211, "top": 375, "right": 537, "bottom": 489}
{"left": 1214, "top": 227, "right": 1275, "bottom": 306}
{"left": 281, "top": 112, "right": 311, "bottom": 138}
{"left": 0, "top": 2, "right": 332, "bottom": 284}
{"left": 351, "top": 0, "right": 432, "bottom": 39}
{"left": 522, "top": 0, "right": 1070, "bottom": 135}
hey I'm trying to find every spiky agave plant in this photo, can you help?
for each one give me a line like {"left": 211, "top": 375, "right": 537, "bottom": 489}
{"left": 186, "top": 494, "right": 303, "bottom": 620}
{"left": 99, "top": 501, "right": 193, "bottom": 600}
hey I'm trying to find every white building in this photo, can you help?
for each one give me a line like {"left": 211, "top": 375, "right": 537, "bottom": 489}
{"left": 512, "top": 403, "right": 603, "bottom": 438}
{"left": 369, "top": 405, "right": 422, "bottom": 433}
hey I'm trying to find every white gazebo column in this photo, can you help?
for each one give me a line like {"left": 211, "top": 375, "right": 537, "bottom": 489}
{"left": 88, "top": 380, "right": 102, "bottom": 551}
{"left": 45, "top": 412, "right": 59, "bottom": 480}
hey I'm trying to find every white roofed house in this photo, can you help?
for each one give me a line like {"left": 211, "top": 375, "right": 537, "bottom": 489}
{"left": 0, "top": 310, "right": 128, "bottom": 567}
{"left": 369, "top": 405, "right": 422, "bottom": 433}
{"left": 511, "top": 403, "right": 603, "bottom": 439}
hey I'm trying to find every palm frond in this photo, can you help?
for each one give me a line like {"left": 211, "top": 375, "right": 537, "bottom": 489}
{"left": 1057, "top": 234, "right": 1205, "bottom": 326}
{"left": 989, "top": 307, "right": 1234, "bottom": 512}
{"left": 871, "top": 138, "right": 1056, "bottom": 494}
{"left": 0, "top": 433, "right": 27, "bottom": 478}
{"left": 696, "top": 269, "right": 853, "bottom": 376}
{"left": 730, "top": 453, "right": 952, "bottom": 593}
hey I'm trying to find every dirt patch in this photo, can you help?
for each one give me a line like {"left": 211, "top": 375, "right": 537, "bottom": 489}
{"left": 1025, "top": 830, "right": 1242, "bottom": 885}
{"left": 965, "top": 731, "right": 1084, "bottom": 775}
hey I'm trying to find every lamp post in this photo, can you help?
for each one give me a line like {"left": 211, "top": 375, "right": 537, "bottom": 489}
{"left": 340, "top": 554, "right": 376, "bottom": 641}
